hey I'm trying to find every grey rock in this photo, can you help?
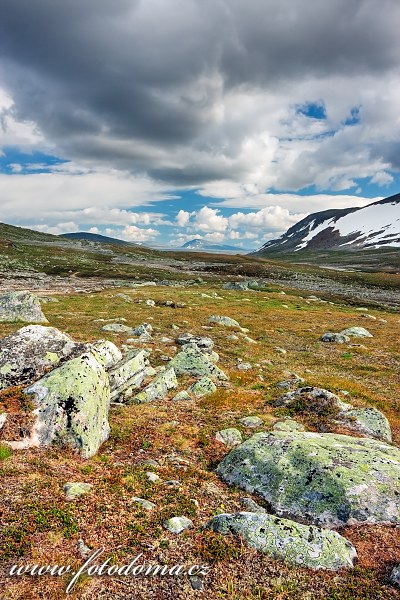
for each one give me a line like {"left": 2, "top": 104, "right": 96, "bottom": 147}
{"left": 172, "top": 390, "right": 192, "bottom": 402}
{"left": 188, "top": 376, "right": 217, "bottom": 398}
{"left": 217, "top": 430, "right": 400, "bottom": 527}
{"left": 321, "top": 333, "right": 350, "bottom": 343}
{"left": 273, "top": 419, "right": 305, "bottom": 432}
{"left": 169, "top": 344, "right": 228, "bottom": 381}
{"left": 146, "top": 472, "right": 161, "bottom": 483}
{"left": 133, "top": 367, "right": 177, "bottom": 404}
{"left": 240, "top": 416, "right": 263, "bottom": 428}
{"left": 239, "top": 497, "right": 267, "bottom": 513}
{"left": 215, "top": 428, "right": 243, "bottom": 447}
{"left": 163, "top": 516, "right": 193, "bottom": 534}
{"left": 0, "top": 325, "right": 83, "bottom": 390}
{"left": 208, "top": 315, "right": 241, "bottom": 328}
{"left": 0, "top": 291, "right": 48, "bottom": 323}
{"left": 131, "top": 497, "right": 156, "bottom": 510}
{"left": 338, "top": 407, "right": 392, "bottom": 442}
{"left": 176, "top": 333, "right": 214, "bottom": 353}
{"left": 340, "top": 327, "right": 373, "bottom": 338}
{"left": 64, "top": 482, "right": 92, "bottom": 501}
{"left": 390, "top": 565, "right": 400, "bottom": 588}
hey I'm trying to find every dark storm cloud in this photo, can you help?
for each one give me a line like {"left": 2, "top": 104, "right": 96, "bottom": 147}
{"left": 0, "top": 0, "right": 399, "bottom": 184}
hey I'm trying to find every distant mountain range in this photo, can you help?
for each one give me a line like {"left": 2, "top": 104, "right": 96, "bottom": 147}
{"left": 181, "top": 238, "right": 248, "bottom": 253}
{"left": 60, "top": 232, "right": 135, "bottom": 246}
{"left": 254, "top": 193, "right": 400, "bottom": 255}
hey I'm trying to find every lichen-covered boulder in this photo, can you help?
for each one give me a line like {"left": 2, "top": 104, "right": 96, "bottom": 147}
{"left": 169, "top": 344, "right": 228, "bottom": 381}
{"left": 108, "top": 350, "right": 148, "bottom": 402}
{"left": 208, "top": 315, "right": 241, "bottom": 328}
{"left": 216, "top": 431, "right": 400, "bottom": 527}
{"left": 101, "top": 323, "right": 135, "bottom": 334}
{"left": 133, "top": 367, "right": 177, "bottom": 404}
{"left": 12, "top": 351, "right": 111, "bottom": 458}
{"left": 240, "top": 416, "right": 263, "bottom": 428}
{"left": 338, "top": 407, "right": 392, "bottom": 442}
{"left": 0, "top": 291, "right": 48, "bottom": 323}
{"left": 321, "top": 333, "right": 350, "bottom": 344}
{"left": 189, "top": 376, "right": 217, "bottom": 398}
{"left": 0, "top": 325, "right": 84, "bottom": 390}
{"left": 340, "top": 327, "right": 373, "bottom": 338}
{"left": 207, "top": 512, "right": 356, "bottom": 570}
{"left": 275, "top": 387, "right": 351, "bottom": 413}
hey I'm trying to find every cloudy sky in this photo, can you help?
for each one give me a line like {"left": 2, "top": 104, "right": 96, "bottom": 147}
{"left": 0, "top": 0, "right": 399, "bottom": 248}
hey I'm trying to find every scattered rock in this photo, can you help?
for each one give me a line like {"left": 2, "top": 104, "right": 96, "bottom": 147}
{"left": 223, "top": 282, "right": 249, "bottom": 291}
{"left": 64, "top": 482, "right": 92, "bottom": 501}
{"left": 273, "top": 419, "right": 305, "bottom": 432}
{"left": 0, "top": 291, "right": 48, "bottom": 323}
{"left": 217, "top": 430, "right": 400, "bottom": 527}
{"left": 390, "top": 565, "right": 400, "bottom": 588}
{"left": 146, "top": 472, "right": 160, "bottom": 483}
{"left": 207, "top": 512, "right": 356, "bottom": 570}
{"left": 131, "top": 323, "right": 153, "bottom": 336}
{"left": 0, "top": 413, "right": 6, "bottom": 430}
{"left": 208, "top": 315, "right": 241, "bottom": 328}
{"left": 0, "top": 325, "right": 84, "bottom": 390}
{"left": 188, "top": 575, "right": 204, "bottom": 590}
{"left": 188, "top": 376, "right": 217, "bottom": 398}
{"left": 338, "top": 407, "right": 392, "bottom": 442}
{"left": 133, "top": 367, "right": 177, "bottom": 404}
{"left": 215, "top": 428, "right": 243, "bottom": 447}
{"left": 145, "top": 299, "right": 156, "bottom": 307}
{"left": 169, "top": 344, "right": 228, "bottom": 381}
{"left": 102, "top": 323, "right": 134, "bottom": 334}
{"left": 77, "top": 539, "right": 92, "bottom": 559}
{"left": 321, "top": 333, "right": 350, "bottom": 344}
{"left": 276, "top": 376, "right": 305, "bottom": 390}
{"left": 240, "top": 416, "right": 263, "bottom": 428}
{"left": 172, "top": 390, "right": 192, "bottom": 402}
{"left": 340, "top": 327, "right": 373, "bottom": 338}
{"left": 176, "top": 333, "right": 214, "bottom": 353}
{"left": 163, "top": 516, "right": 193, "bottom": 534}
{"left": 237, "top": 362, "right": 252, "bottom": 371}
{"left": 131, "top": 497, "right": 156, "bottom": 510}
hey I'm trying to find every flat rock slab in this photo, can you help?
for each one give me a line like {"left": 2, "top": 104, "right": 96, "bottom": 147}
{"left": 0, "top": 325, "right": 84, "bottom": 390}
{"left": 217, "top": 431, "right": 400, "bottom": 527}
{"left": 207, "top": 512, "right": 357, "bottom": 570}
{"left": 0, "top": 291, "right": 48, "bottom": 323}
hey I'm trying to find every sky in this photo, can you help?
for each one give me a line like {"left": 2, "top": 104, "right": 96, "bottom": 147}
{"left": 0, "top": 0, "right": 399, "bottom": 249}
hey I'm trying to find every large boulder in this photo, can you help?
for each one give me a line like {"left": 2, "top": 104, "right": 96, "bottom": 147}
{"left": 0, "top": 291, "right": 48, "bottom": 323}
{"left": 169, "top": 343, "right": 228, "bottom": 381}
{"left": 340, "top": 327, "right": 373, "bottom": 338}
{"left": 208, "top": 315, "right": 241, "bottom": 328}
{"left": 338, "top": 407, "right": 392, "bottom": 442}
{"left": 6, "top": 351, "right": 111, "bottom": 458}
{"left": 0, "top": 325, "right": 84, "bottom": 390}
{"left": 207, "top": 512, "right": 356, "bottom": 570}
{"left": 216, "top": 431, "right": 400, "bottom": 527}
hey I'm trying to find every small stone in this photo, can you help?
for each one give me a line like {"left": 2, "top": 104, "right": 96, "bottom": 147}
{"left": 237, "top": 362, "right": 252, "bottom": 371}
{"left": 145, "top": 299, "right": 156, "bottom": 306}
{"left": 189, "top": 575, "right": 204, "bottom": 590}
{"left": 215, "top": 428, "right": 243, "bottom": 447}
{"left": 321, "top": 333, "right": 350, "bottom": 344}
{"left": 131, "top": 497, "right": 156, "bottom": 510}
{"left": 64, "top": 482, "right": 92, "bottom": 501}
{"left": 163, "top": 516, "right": 193, "bottom": 534}
{"left": 77, "top": 539, "right": 92, "bottom": 559}
{"left": 240, "top": 416, "right": 263, "bottom": 428}
{"left": 275, "top": 347, "right": 287, "bottom": 355}
{"left": 146, "top": 472, "right": 160, "bottom": 483}
{"left": 273, "top": 419, "right": 305, "bottom": 432}
{"left": 172, "top": 390, "right": 192, "bottom": 402}
{"left": 208, "top": 315, "right": 241, "bottom": 328}
{"left": 165, "top": 480, "right": 181, "bottom": 487}
{"left": 390, "top": 565, "right": 400, "bottom": 588}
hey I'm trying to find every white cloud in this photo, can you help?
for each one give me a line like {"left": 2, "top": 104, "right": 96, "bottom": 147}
{"left": 194, "top": 206, "right": 228, "bottom": 232}
{"left": 176, "top": 209, "right": 192, "bottom": 227}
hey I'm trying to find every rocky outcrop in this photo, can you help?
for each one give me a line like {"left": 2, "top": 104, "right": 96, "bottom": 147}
{"left": 0, "top": 291, "right": 48, "bottom": 323}
{"left": 188, "top": 376, "right": 217, "bottom": 397}
{"left": 0, "top": 325, "right": 84, "bottom": 390}
{"left": 207, "top": 512, "right": 357, "bottom": 570}
{"left": 217, "top": 431, "right": 400, "bottom": 527}
{"left": 108, "top": 349, "right": 149, "bottom": 402}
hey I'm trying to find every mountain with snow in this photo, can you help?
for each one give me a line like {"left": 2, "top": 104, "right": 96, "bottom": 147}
{"left": 181, "top": 239, "right": 248, "bottom": 253}
{"left": 255, "top": 193, "right": 400, "bottom": 255}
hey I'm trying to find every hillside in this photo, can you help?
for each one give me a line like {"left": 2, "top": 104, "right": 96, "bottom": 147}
{"left": 181, "top": 239, "right": 248, "bottom": 253}
{"left": 60, "top": 231, "right": 137, "bottom": 246}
